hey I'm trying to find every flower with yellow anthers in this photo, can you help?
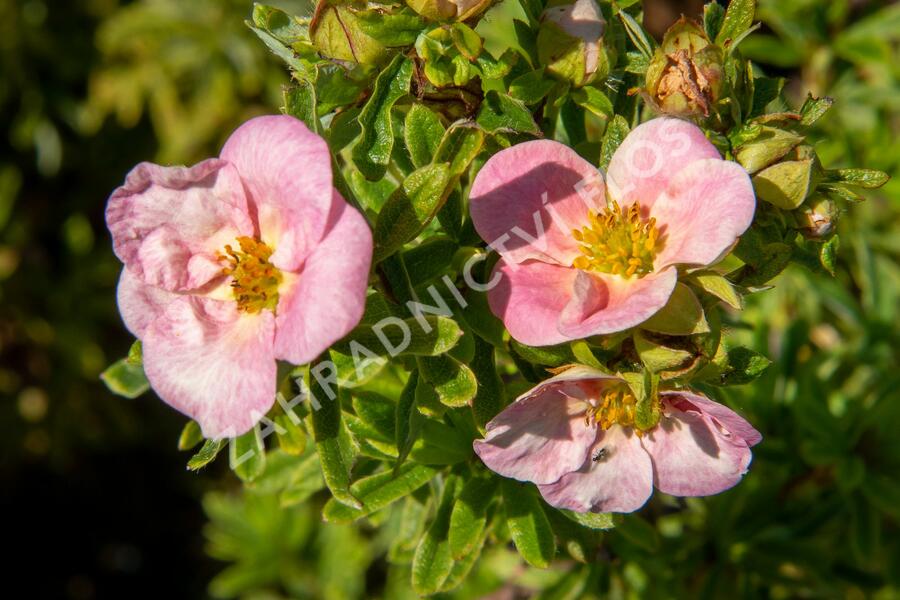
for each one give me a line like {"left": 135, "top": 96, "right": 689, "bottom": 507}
{"left": 107, "top": 115, "right": 372, "bottom": 439}
{"left": 469, "top": 117, "right": 756, "bottom": 346}
{"left": 474, "top": 366, "right": 761, "bottom": 513}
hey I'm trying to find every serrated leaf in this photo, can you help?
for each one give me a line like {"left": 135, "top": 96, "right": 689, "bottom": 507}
{"left": 641, "top": 283, "right": 710, "bottom": 336}
{"left": 353, "top": 55, "right": 414, "bottom": 180}
{"left": 418, "top": 355, "right": 478, "bottom": 407}
{"left": 100, "top": 358, "right": 149, "bottom": 399}
{"left": 476, "top": 90, "right": 541, "bottom": 135}
{"left": 412, "top": 476, "right": 461, "bottom": 595}
{"left": 229, "top": 425, "right": 266, "bottom": 483}
{"left": 449, "top": 476, "right": 498, "bottom": 559}
{"left": 405, "top": 104, "right": 445, "bottom": 169}
{"left": 373, "top": 163, "right": 452, "bottom": 262}
{"left": 187, "top": 438, "right": 226, "bottom": 471}
{"left": 322, "top": 463, "right": 440, "bottom": 523}
{"left": 502, "top": 480, "right": 556, "bottom": 568}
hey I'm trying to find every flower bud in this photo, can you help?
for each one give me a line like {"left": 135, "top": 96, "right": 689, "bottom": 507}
{"left": 645, "top": 18, "right": 723, "bottom": 117}
{"left": 537, "top": 0, "right": 611, "bottom": 88}
{"left": 797, "top": 195, "right": 837, "bottom": 239}
{"left": 415, "top": 25, "right": 480, "bottom": 87}
{"left": 406, "top": 0, "right": 493, "bottom": 22}
{"left": 310, "top": 2, "right": 389, "bottom": 65}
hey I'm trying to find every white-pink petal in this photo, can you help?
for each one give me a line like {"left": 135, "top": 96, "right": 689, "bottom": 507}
{"left": 665, "top": 391, "right": 762, "bottom": 447}
{"left": 116, "top": 267, "right": 178, "bottom": 338}
{"left": 141, "top": 295, "right": 277, "bottom": 440}
{"left": 538, "top": 426, "right": 654, "bottom": 513}
{"left": 606, "top": 117, "right": 720, "bottom": 210}
{"left": 470, "top": 139, "right": 605, "bottom": 266}
{"left": 273, "top": 195, "right": 372, "bottom": 365}
{"left": 651, "top": 158, "right": 756, "bottom": 269}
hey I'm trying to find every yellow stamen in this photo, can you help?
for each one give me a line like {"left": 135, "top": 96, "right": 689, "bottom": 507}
{"left": 219, "top": 237, "right": 282, "bottom": 314}
{"left": 571, "top": 201, "right": 662, "bottom": 278}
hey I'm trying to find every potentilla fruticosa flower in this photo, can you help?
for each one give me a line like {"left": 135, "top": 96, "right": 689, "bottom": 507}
{"left": 469, "top": 117, "right": 756, "bottom": 346}
{"left": 107, "top": 115, "right": 372, "bottom": 439}
{"left": 474, "top": 366, "right": 761, "bottom": 513}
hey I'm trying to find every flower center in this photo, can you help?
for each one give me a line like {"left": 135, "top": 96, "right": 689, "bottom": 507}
{"left": 220, "top": 236, "right": 282, "bottom": 314}
{"left": 571, "top": 201, "right": 661, "bottom": 278}
{"left": 584, "top": 383, "right": 638, "bottom": 430}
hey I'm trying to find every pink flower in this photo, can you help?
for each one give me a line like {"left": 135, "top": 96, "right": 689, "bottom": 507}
{"left": 469, "top": 117, "right": 755, "bottom": 346}
{"left": 107, "top": 115, "right": 372, "bottom": 439}
{"left": 473, "top": 366, "right": 761, "bottom": 513}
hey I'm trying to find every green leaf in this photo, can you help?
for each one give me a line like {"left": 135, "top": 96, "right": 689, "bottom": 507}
{"left": 502, "top": 480, "right": 556, "bottom": 568}
{"left": 100, "top": 358, "right": 149, "bottom": 399}
{"left": 449, "top": 476, "right": 498, "bottom": 559}
{"left": 510, "top": 339, "right": 574, "bottom": 367}
{"left": 355, "top": 8, "right": 427, "bottom": 47}
{"left": 799, "top": 94, "right": 834, "bottom": 126}
{"left": 279, "top": 450, "right": 326, "bottom": 507}
{"left": 617, "top": 10, "right": 655, "bottom": 59}
{"left": 373, "top": 163, "right": 452, "bottom": 262}
{"left": 616, "top": 514, "right": 660, "bottom": 552}
{"left": 509, "top": 68, "right": 557, "bottom": 105}
{"left": 599, "top": 115, "right": 630, "bottom": 171}
{"left": 633, "top": 330, "right": 694, "bottom": 374}
{"left": 734, "top": 126, "right": 803, "bottom": 174}
{"left": 353, "top": 55, "right": 414, "bottom": 180}
{"left": 641, "top": 283, "right": 710, "bottom": 336}
{"left": 309, "top": 356, "right": 361, "bottom": 509}
{"left": 434, "top": 124, "right": 486, "bottom": 177}
{"left": 703, "top": 1, "right": 725, "bottom": 40}
{"left": 247, "top": 10, "right": 307, "bottom": 73}
{"left": 828, "top": 168, "right": 890, "bottom": 189}
{"left": 476, "top": 90, "right": 541, "bottom": 135}
{"left": 126, "top": 339, "right": 143, "bottom": 365}
{"left": 715, "top": 0, "right": 756, "bottom": 48}
{"left": 718, "top": 346, "right": 772, "bottom": 385}
{"left": 405, "top": 104, "right": 446, "bottom": 169}
{"left": 412, "top": 476, "right": 461, "bottom": 595}
{"left": 332, "top": 315, "right": 462, "bottom": 358}
{"left": 322, "top": 463, "right": 440, "bottom": 523}
{"left": 570, "top": 340, "right": 608, "bottom": 371}
{"left": 274, "top": 413, "right": 308, "bottom": 455}
{"left": 418, "top": 355, "right": 478, "bottom": 407}
{"left": 686, "top": 270, "right": 743, "bottom": 310}
{"left": 410, "top": 418, "right": 473, "bottom": 465}
{"left": 451, "top": 22, "right": 483, "bottom": 60}
{"left": 572, "top": 86, "right": 613, "bottom": 118}
{"left": 753, "top": 159, "right": 816, "bottom": 210}
{"left": 622, "top": 370, "right": 661, "bottom": 431}
{"left": 283, "top": 81, "right": 319, "bottom": 132}
{"left": 229, "top": 425, "right": 266, "bottom": 483}
{"left": 187, "top": 438, "right": 226, "bottom": 471}
{"left": 352, "top": 392, "right": 396, "bottom": 442}
{"left": 470, "top": 335, "right": 505, "bottom": 431}
{"left": 178, "top": 421, "right": 203, "bottom": 451}
{"left": 395, "top": 370, "right": 422, "bottom": 470}
{"left": 820, "top": 235, "right": 840, "bottom": 276}
{"left": 560, "top": 509, "right": 615, "bottom": 530}
{"left": 403, "top": 236, "right": 458, "bottom": 283}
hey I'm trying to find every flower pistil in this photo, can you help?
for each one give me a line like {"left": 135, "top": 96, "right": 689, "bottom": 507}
{"left": 572, "top": 201, "right": 661, "bottom": 278}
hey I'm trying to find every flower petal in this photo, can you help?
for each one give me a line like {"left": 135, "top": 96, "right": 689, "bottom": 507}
{"left": 142, "top": 296, "right": 277, "bottom": 439}
{"left": 487, "top": 259, "right": 578, "bottom": 346}
{"left": 273, "top": 194, "right": 372, "bottom": 365}
{"left": 474, "top": 385, "right": 598, "bottom": 485}
{"left": 665, "top": 391, "right": 762, "bottom": 447}
{"left": 220, "top": 115, "right": 334, "bottom": 271}
{"left": 116, "top": 267, "right": 177, "bottom": 338}
{"left": 651, "top": 158, "right": 756, "bottom": 269}
{"left": 606, "top": 117, "right": 720, "bottom": 210}
{"left": 641, "top": 403, "right": 754, "bottom": 497}
{"left": 538, "top": 425, "right": 654, "bottom": 513}
{"left": 106, "top": 159, "right": 254, "bottom": 291}
{"left": 557, "top": 267, "right": 677, "bottom": 337}
{"left": 470, "top": 140, "right": 605, "bottom": 265}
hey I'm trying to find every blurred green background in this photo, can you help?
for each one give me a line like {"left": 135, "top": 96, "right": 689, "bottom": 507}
{"left": 1, "top": 0, "right": 897, "bottom": 598}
